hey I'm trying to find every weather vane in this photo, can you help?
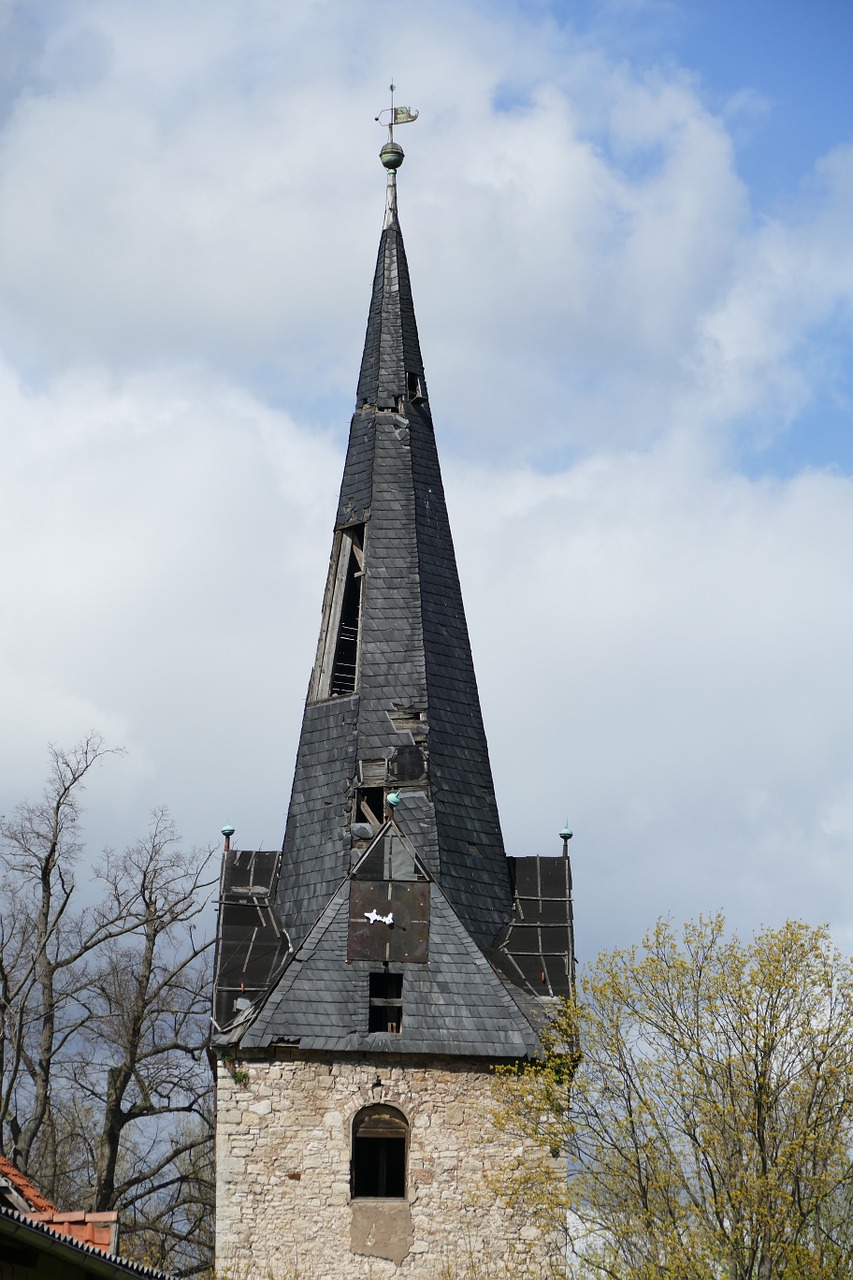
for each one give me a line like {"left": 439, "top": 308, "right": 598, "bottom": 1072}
{"left": 375, "top": 81, "right": 419, "bottom": 147}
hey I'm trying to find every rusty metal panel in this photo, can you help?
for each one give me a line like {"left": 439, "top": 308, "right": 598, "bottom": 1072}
{"left": 348, "top": 881, "right": 392, "bottom": 961}
{"left": 348, "top": 881, "right": 429, "bottom": 963}
{"left": 389, "top": 882, "right": 429, "bottom": 962}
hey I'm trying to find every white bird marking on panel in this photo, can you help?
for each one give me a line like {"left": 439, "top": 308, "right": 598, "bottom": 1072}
{"left": 364, "top": 909, "right": 394, "bottom": 926}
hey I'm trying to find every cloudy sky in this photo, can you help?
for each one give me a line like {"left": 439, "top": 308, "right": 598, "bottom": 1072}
{"left": 0, "top": 0, "right": 851, "bottom": 964}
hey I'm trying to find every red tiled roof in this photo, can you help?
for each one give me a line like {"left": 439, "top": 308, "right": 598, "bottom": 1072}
{"left": 0, "top": 1151, "right": 57, "bottom": 1213}
{"left": 0, "top": 1203, "right": 173, "bottom": 1279}
{"left": 0, "top": 1153, "right": 118, "bottom": 1253}
{"left": 30, "top": 1209, "right": 119, "bottom": 1253}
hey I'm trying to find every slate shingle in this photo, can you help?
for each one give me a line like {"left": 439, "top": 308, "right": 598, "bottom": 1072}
{"left": 214, "top": 170, "right": 572, "bottom": 1058}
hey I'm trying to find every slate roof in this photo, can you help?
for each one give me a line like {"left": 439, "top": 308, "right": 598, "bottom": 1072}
{"left": 214, "top": 158, "right": 574, "bottom": 1059}
{"left": 276, "top": 166, "right": 512, "bottom": 957}
{"left": 240, "top": 864, "right": 540, "bottom": 1058}
{"left": 355, "top": 171, "right": 425, "bottom": 412}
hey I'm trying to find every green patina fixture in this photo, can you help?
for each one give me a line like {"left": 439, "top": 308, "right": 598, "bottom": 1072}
{"left": 380, "top": 141, "right": 404, "bottom": 170}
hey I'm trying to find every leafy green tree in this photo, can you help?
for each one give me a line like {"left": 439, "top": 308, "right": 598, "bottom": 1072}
{"left": 495, "top": 915, "right": 853, "bottom": 1280}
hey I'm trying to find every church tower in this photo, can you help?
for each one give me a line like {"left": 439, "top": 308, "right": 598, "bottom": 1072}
{"left": 213, "top": 108, "right": 574, "bottom": 1278}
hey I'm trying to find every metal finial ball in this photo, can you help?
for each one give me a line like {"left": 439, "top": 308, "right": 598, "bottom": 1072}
{"left": 380, "top": 141, "right": 404, "bottom": 170}
{"left": 221, "top": 823, "right": 235, "bottom": 838}
{"left": 560, "top": 825, "right": 573, "bottom": 841}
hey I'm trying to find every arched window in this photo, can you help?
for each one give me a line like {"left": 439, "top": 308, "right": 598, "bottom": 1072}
{"left": 351, "top": 1105, "right": 408, "bottom": 1199}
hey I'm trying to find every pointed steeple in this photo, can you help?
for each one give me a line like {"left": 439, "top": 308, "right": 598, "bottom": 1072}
{"left": 275, "top": 144, "right": 513, "bottom": 957}
{"left": 355, "top": 168, "right": 424, "bottom": 412}
{"left": 212, "top": 123, "right": 576, "bottom": 1280}
{"left": 212, "top": 128, "right": 574, "bottom": 1052}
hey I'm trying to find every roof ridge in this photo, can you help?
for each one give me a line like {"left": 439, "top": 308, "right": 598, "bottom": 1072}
{"left": 0, "top": 1151, "right": 57, "bottom": 1213}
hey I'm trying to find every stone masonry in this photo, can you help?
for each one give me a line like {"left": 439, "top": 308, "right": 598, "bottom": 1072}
{"left": 215, "top": 1054, "right": 555, "bottom": 1279}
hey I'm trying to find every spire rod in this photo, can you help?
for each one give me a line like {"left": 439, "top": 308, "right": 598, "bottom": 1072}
{"left": 375, "top": 83, "right": 419, "bottom": 174}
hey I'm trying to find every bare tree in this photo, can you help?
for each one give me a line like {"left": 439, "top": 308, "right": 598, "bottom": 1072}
{"left": 0, "top": 737, "right": 216, "bottom": 1276}
{"left": 0, "top": 734, "right": 122, "bottom": 1173}
{"left": 117, "top": 1103, "right": 215, "bottom": 1276}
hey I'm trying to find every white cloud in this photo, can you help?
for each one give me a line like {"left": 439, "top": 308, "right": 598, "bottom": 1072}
{"left": 0, "top": 1, "right": 847, "bottom": 461}
{"left": 0, "top": 0, "right": 851, "bottom": 962}
{"left": 0, "top": 356, "right": 339, "bottom": 853}
{"left": 685, "top": 145, "right": 853, "bottom": 440}
{"left": 0, "top": 3, "right": 748, "bottom": 439}
{"left": 449, "top": 442, "right": 853, "bottom": 957}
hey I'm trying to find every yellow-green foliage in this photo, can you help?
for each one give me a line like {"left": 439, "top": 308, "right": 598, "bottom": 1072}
{"left": 494, "top": 915, "right": 853, "bottom": 1280}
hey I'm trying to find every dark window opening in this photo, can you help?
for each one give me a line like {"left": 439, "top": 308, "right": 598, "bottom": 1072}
{"left": 352, "top": 1105, "right": 408, "bottom": 1199}
{"left": 406, "top": 371, "right": 426, "bottom": 405}
{"left": 369, "top": 972, "right": 403, "bottom": 1033}
{"left": 388, "top": 744, "right": 425, "bottom": 782}
{"left": 329, "top": 526, "right": 364, "bottom": 696}
{"left": 355, "top": 787, "right": 385, "bottom": 829}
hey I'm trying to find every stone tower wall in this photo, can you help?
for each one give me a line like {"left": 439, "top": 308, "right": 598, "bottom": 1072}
{"left": 215, "top": 1054, "right": 557, "bottom": 1279}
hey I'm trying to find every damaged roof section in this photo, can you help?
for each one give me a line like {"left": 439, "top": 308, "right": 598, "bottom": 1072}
{"left": 213, "top": 848, "right": 289, "bottom": 1033}
{"left": 267, "top": 164, "right": 513, "bottom": 961}
{"left": 490, "top": 857, "right": 575, "bottom": 998}
{"left": 232, "top": 873, "right": 543, "bottom": 1058}
{"left": 212, "top": 153, "right": 575, "bottom": 1063}
{"left": 213, "top": 826, "right": 573, "bottom": 1058}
